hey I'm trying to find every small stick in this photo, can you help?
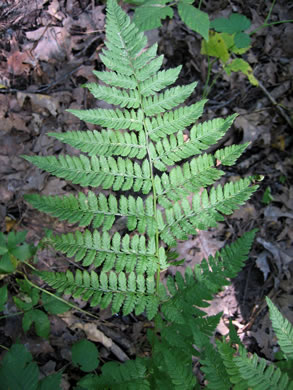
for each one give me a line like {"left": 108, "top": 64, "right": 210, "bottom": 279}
{"left": 258, "top": 80, "right": 292, "bottom": 128}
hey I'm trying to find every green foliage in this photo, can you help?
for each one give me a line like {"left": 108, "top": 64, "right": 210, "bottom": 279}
{"left": 266, "top": 297, "right": 293, "bottom": 360}
{"left": 177, "top": 2, "right": 209, "bottom": 41}
{"left": 41, "top": 291, "right": 70, "bottom": 315}
{"left": 0, "top": 285, "right": 8, "bottom": 311}
{"left": 78, "top": 358, "right": 149, "bottom": 390}
{"left": 2, "top": 279, "right": 69, "bottom": 339}
{"left": 127, "top": 1, "right": 259, "bottom": 85}
{"left": 131, "top": 0, "right": 209, "bottom": 40}
{"left": 24, "top": 0, "right": 258, "bottom": 322}
{"left": 210, "top": 13, "right": 251, "bottom": 48}
{"left": 261, "top": 186, "right": 274, "bottom": 205}
{"left": 13, "top": 279, "right": 50, "bottom": 339}
{"left": 19, "top": 0, "right": 286, "bottom": 388}
{"left": 233, "top": 352, "right": 292, "bottom": 390}
{"left": 0, "top": 343, "right": 62, "bottom": 390}
{"left": 201, "top": 12, "right": 258, "bottom": 86}
{"left": 0, "top": 231, "right": 36, "bottom": 274}
{"left": 72, "top": 340, "right": 100, "bottom": 372}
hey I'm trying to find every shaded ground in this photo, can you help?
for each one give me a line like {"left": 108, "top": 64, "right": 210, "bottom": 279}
{"left": 0, "top": 0, "right": 292, "bottom": 387}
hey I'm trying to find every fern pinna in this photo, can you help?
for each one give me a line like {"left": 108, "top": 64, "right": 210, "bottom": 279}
{"left": 23, "top": 0, "right": 258, "bottom": 321}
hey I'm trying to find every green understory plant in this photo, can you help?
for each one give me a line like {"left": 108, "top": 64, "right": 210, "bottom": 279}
{"left": 17, "top": 0, "right": 291, "bottom": 387}
{"left": 0, "top": 230, "right": 70, "bottom": 340}
{"left": 0, "top": 297, "right": 292, "bottom": 389}
{"left": 126, "top": 0, "right": 292, "bottom": 95}
{"left": 0, "top": 343, "right": 62, "bottom": 390}
{"left": 0, "top": 230, "right": 37, "bottom": 274}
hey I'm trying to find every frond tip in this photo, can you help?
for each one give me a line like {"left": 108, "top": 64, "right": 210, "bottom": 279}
{"left": 266, "top": 297, "right": 293, "bottom": 360}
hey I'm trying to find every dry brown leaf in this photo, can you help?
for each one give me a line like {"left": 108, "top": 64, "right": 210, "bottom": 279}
{"left": 26, "top": 26, "right": 70, "bottom": 62}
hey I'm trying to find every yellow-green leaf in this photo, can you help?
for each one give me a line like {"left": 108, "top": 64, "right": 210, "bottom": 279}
{"left": 224, "top": 59, "right": 258, "bottom": 86}
{"left": 201, "top": 31, "right": 230, "bottom": 63}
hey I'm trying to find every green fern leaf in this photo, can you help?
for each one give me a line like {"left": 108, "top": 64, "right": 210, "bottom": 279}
{"left": 78, "top": 358, "right": 150, "bottom": 390}
{"left": 67, "top": 108, "right": 144, "bottom": 131}
{"left": 147, "top": 100, "right": 207, "bottom": 141}
{"left": 84, "top": 83, "right": 140, "bottom": 108}
{"left": 234, "top": 352, "right": 292, "bottom": 390}
{"left": 159, "top": 178, "right": 257, "bottom": 246}
{"left": 143, "top": 82, "right": 197, "bottom": 116}
{"left": 40, "top": 269, "right": 159, "bottom": 320}
{"left": 200, "top": 343, "right": 231, "bottom": 390}
{"left": 150, "top": 115, "right": 237, "bottom": 170}
{"left": 23, "top": 155, "right": 152, "bottom": 193}
{"left": 50, "top": 230, "right": 157, "bottom": 275}
{"left": 92, "top": 70, "right": 137, "bottom": 90}
{"left": 154, "top": 154, "right": 224, "bottom": 207}
{"left": 266, "top": 297, "right": 293, "bottom": 360}
{"left": 217, "top": 342, "right": 248, "bottom": 390}
{"left": 140, "top": 66, "right": 182, "bottom": 96}
{"left": 215, "top": 143, "right": 249, "bottom": 166}
{"left": 49, "top": 129, "right": 147, "bottom": 158}
{"left": 22, "top": 0, "right": 258, "bottom": 324}
{"left": 24, "top": 192, "right": 155, "bottom": 235}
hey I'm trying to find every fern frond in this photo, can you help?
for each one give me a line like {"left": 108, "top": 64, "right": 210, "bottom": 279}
{"left": 23, "top": 155, "right": 152, "bottom": 193}
{"left": 48, "top": 129, "right": 147, "bottom": 158}
{"left": 92, "top": 70, "right": 137, "bottom": 90}
{"left": 217, "top": 343, "right": 248, "bottom": 390}
{"left": 67, "top": 108, "right": 144, "bottom": 131}
{"left": 152, "top": 344, "right": 197, "bottom": 390}
{"left": 200, "top": 343, "right": 231, "bottom": 390}
{"left": 234, "top": 352, "right": 292, "bottom": 390}
{"left": 160, "top": 231, "right": 256, "bottom": 353}
{"left": 215, "top": 143, "right": 249, "bottom": 166}
{"left": 84, "top": 83, "right": 140, "bottom": 108}
{"left": 105, "top": 0, "right": 147, "bottom": 61}
{"left": 158, "top": 178, "right": 257, "bottom": 246}
{"left": 203, "top": 229, "right": 257, "bottom": 288}
{"left": 162, "top": 230, "right": 256, "bottom": 319}
{"left": 266, "top": 297, "right": 293, "bottom": 360}
{"left": 40, "top": 269, "right": 159, "bottom": 319}
{"left": 154, "top": 154, "right": 224, "bottom": 207}
{"left": 149, "top": 115, "right": 239, "bottom": 170}
{"left": 143, "top": 82, "right": 197, "bottom": 116}
{"left": 78, "top": 358, "right": 150, "bottom": 390}
{"left": 146, "top": 101, "right": 207, "bottom": 141}
{"left": 140, "top": 66, "right": 182, "bottom": 96}
{"left": 50, "top": 230, "right": 158, "bottom": 275}
{"left": 24, "top": 192, "right": 156, "bottom": 235}
{"left": 22, "top": 0, "right": 259, "bottom": 335}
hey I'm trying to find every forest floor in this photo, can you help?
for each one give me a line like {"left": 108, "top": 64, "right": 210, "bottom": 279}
{"left": 0, "top": 0, "right": 292, "bottom": 388}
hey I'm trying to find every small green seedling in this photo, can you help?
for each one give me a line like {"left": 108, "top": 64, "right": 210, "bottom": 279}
{"left": 0, "top": 343, "right": 62, "bottom": 390}
{"left": 201, "top": 13, "right": 259, "bottom": 87}
{"left": 72, "top": 340, "right": 100, "bottom": 373}
{"left": 0, "top": 231, "right": 37, "bottom": 274}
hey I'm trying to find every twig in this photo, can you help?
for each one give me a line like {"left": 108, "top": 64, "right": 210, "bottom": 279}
{"left": 258, "top": 80, "right": 293, "bottom": 128}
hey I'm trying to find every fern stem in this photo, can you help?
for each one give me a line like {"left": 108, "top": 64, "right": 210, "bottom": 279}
{"left": 22, "top": 274, "right": 101, "bottom": 321}
{"left": 202, "top": 57, "right": 217, "bottom": 99}
{"left": 112, "top": 9, "right": 162, "bottom": 294}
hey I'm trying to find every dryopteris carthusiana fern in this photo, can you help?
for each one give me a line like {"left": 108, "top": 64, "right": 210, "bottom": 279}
{"left": 19, "top": 1, "right": 287, "bottom": 388}
{"left": 23, "top": 0, "right": 258, "bottom": 318}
